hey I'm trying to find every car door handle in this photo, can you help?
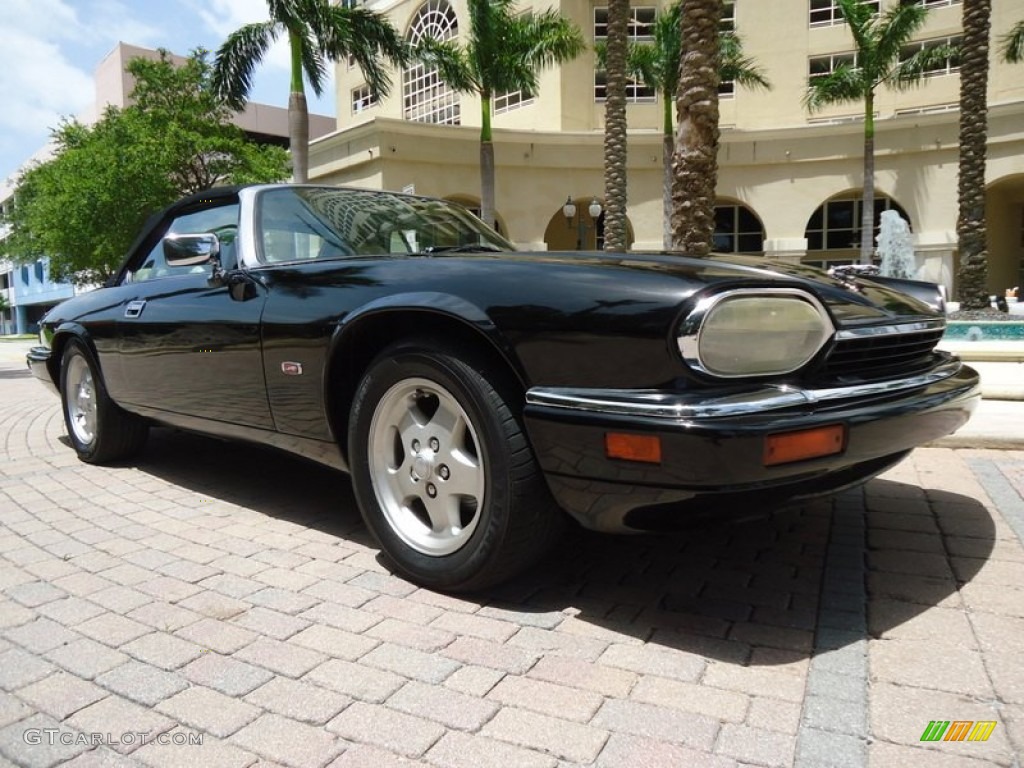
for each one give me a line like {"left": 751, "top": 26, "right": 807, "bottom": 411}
{"left": 124, "top": 300, "right": 147, "bottom": 319}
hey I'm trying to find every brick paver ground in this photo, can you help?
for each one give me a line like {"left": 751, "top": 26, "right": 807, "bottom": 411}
{"left": 0, "top": 350, "right": 1022, "bottom": 767}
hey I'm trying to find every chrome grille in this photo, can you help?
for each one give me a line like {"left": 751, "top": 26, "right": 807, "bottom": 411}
{"left": 822, "top": 322, "right": 945, "bottom": 380}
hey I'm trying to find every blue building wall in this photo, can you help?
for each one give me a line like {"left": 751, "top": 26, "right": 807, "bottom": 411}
{"left": 12, "top": 258, "right": 75, "bottom": 334}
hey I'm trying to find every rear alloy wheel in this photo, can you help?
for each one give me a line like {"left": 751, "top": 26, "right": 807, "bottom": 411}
{"left": 60, "top": 340, "right": 148, "bottom": 464}
{"left": 349, "top": 341, "right": 562, "bottom": 591}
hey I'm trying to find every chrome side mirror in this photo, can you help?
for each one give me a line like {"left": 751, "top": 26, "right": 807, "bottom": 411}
{"left": 163, "top": 233, "right": 221, "bottom": 267}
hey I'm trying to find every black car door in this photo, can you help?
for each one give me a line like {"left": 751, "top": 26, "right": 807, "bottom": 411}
{"left": 115, "top": 200, "right": 273, "bottom": 429}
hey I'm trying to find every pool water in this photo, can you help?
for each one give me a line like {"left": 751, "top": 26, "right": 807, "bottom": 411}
{"left": 944, "top": 321, "right": 1024, "bottom": 341}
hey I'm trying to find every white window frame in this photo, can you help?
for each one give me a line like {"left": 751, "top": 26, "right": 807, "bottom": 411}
{"left": 403, "top": 0, "right": 461, "bottom": 125}
{"left": 901, "top": 35, "right": 962, "bottom": 77}
{"left": 808, "top": 51, "right": 858, "bottom": 82}
{"left": 809, "top": 0, "right": 878, "bottom": 27}
{"left": 593, "top": 6, "right": 656, "bottom": 42}
{"left": 493, "top": 90, "right": 534, "bottom": 115}
{"left": 351, "top": 84, "right": 378, "bottom": 114}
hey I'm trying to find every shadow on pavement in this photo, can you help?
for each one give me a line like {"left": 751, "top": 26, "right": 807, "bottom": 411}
{"left": 131, "top": 427, "right": 994, "bottom": 667}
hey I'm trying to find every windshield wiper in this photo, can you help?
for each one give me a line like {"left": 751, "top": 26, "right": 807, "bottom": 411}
{"left": 420, "top": 244, "right": 504, "bottom": 255}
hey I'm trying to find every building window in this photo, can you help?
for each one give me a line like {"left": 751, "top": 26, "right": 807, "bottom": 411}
{"left": 593, "top": 6, "right": 657, "bottom": 102}
{"left": 809, "top": 0, "right": 878, "bottom": 26}
{"left": 809, "top": 52, "right": 858, "bottom": 83}
{"left": 901, "top": 36, "right": 962, "bottom": 77}
{"left": 805, "top": 194, "right": 910, "bottom": 252}
{"left": 351, "top": 85, "right": 378, "bottom": 114}
{"left": 900, "top": 0, "right": 960, "bottom": 7}
{"left": 721, "top": 1, "right": 735, "bottom": 32}
{"left": 594, "top": 7, "right": 656, "bottom": 42}
{"left": 403, "top": 0, "right": 461, "bottom": 125}
{"left": 714, "top": 203, "right": 764, "bottom": 253}
{"left": 493, "top": 90, "right": 533, "bottom": 114}
{"left": 594, "top": 71, "right": 656, "bottom": 103}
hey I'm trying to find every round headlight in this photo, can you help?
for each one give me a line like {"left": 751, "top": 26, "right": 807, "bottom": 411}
{"left": 679, "top": 290, "right": 834, "bottom": 378}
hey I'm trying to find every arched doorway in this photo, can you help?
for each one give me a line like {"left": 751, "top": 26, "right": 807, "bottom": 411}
{"left": 804, "top": 191, "right": 910, "bottom": 267}
{"left": 543, "top": 198, "right": 634, "bottom": 251}
{"left": 714, "top": 199, "right": 765, "bottom": 254}
{"left": 986, "top": 175, "right": 1024, "bottom": 295}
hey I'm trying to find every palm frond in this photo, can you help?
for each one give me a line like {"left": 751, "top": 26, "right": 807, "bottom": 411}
{"left": 321, "top": 6, "right": 409, "bottom": 98}
{"left": 1001, "top": 19, "right": 1024, "bottom": 63}
{"left": 415, "top": 38, "right": 478, "bottom": 94}
{"left": 297, "top": 26, "right": 328, "bottom": 96}
{"left": 516, "top": 9, "right": 586, "bottom": 71}
{"left": 836, "top": 0, "right": 878, "bottom": 64}
{"left": 874, "top": 1, "right": 929, "bottom": 67}
{"left": 212, "top": 22, "right": 280, "bottom": 110}
{"left": 804, "top": 64, "right": 867, "bottom": 111}
{"left": 720, "top": 32, "right": 770, "bottom": 90}
{"left": 889, "top": 42, "right": 956, "bottom": 90}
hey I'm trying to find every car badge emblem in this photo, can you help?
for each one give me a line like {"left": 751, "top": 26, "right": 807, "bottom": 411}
{"left": 281, "top": 362, "right": 303, "bottom": 376}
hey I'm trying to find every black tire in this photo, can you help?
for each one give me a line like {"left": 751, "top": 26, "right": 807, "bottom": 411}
{"left": 60, "top": 340, "right": 148, "bottom": 464}
{"left": 348, "top": 340, "right": 563, "bottom": 591}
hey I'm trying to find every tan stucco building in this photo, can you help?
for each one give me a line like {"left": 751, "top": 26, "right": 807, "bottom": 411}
{"left": 308, "top": 0, "right": 1024, "bottom": 298}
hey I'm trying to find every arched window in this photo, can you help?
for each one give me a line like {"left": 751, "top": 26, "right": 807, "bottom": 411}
{"left": 404, "top": 1, "right": 460, "bottom": 125}
{"left": 713, "top": 202, "right": 765, "bottom": 253}
{"left": 805, "top": 193, "right": 910, "bottom": 253}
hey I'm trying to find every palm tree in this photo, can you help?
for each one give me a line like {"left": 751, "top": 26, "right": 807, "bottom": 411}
{"left": 804, "top": 0, "right": 949, "bottom": 263}
{"left": 601, "top": 2, "right": 768, "bottom": 248}
{"left": 1000, "top": 20, "right": 1024, "bottom": 62}
{"left": 211, "top": 0, "right": 406, "bottom": 183}
{"left": 957, "top": 0, "right": 992, "bottom": 309}
{"left": 415, "top": 0, "right": 584, "bottom": 229}
{"left": 602, "top": 0, "right": 629, "bottom": 252}
{"left": 671, "top": 0, "right": 722, "bottom": 255}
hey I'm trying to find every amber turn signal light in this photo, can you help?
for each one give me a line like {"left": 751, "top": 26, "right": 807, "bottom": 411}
{"left": 605, "top": 432, "right": 663, "bottom": 464}
{"left": 764, "top": 424, "right": 846, "bottom": 467}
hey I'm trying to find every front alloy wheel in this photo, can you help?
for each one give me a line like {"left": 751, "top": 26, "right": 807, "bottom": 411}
{"left": 368, "top": 377, "right": 486, "bottom": 557}
{"left": 349, "top": 340, "right": 562, "bottom": 591}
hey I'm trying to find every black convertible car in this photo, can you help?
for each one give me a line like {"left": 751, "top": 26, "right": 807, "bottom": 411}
{"left": 28, "top": 184, "right": 979, "bottom": 590}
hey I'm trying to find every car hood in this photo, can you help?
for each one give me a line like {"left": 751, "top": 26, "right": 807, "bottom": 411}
{"left": 482, "top": 249, "right": 939, "bottom": 327}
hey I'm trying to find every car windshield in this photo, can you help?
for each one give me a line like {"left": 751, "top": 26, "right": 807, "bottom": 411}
{"left": 256, "top": 187, "right": 514, "bottom": 263}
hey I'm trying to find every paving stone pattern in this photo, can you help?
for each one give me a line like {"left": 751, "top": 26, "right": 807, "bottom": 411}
{"left": 0, "top": 360, "right": 1022, "bottom": 766}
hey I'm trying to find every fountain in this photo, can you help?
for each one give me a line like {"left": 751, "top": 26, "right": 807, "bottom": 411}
{"left": 876, "top": 209, "right": 915, "bottom": 279}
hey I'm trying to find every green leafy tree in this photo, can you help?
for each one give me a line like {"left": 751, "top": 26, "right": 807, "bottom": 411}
{"left": 804, "top": 0, "right": 950, "bottom": 263}
{"left": 671, "top": 0, "right": 722, "bottom": 255}
{"left": 212, "top": 0, "right": 407, "bottom": 183}
{"left": 602, "top": 0, "right": 629, "bottom": 252}
{"left": 956, "top": 0, "right": 992, "bottom": 309}
{"left": 1001, "top": 19, "right": 1024, "bottom": 62}
{"left": 600, "top": 2, "right": 768, "bottom": 248}
{"left": 415, "top": 0, "right": 584, "bottom": 229}
{"left": 5, "top": 51, "right": 288, "bottom": 286}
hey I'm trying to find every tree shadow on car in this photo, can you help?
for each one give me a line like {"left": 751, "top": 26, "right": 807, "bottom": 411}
{"left": 131, "top": 429, "right": 995, "bottom": 667}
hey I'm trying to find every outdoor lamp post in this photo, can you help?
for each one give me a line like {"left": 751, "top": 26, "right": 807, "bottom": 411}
{"left": 562, "top": 196, "right": 603, "bottom": 250}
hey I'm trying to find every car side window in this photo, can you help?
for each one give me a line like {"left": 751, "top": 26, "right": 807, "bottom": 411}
{"left": 129, "top": 202, "right": 240, "bottom": 282}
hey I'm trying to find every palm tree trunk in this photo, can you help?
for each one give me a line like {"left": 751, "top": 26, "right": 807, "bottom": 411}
{"left": 289, "top": 92, "right": 309, "bottom": 183}
{"left": 671, "top": 0, "right": 721, "bottom": 255}
{"left": 662, "top": 94, "right": 673, "bottom": 250}
{"left": 479, "top": 93, "right": 496, "bottom": 230}
{"left": 859, "top": 93, "right": 875, "bottom": 264}
{"left": 602, "top": 0, "right": 629, "bottom": 252}
{"left": 957, "top": 0, "right": 992, "bottom": 309}
{"left": 288, "top": 29, "right": 309, "bottom": 183}
{"left": 663, "top": 133, "right": 673, "bottom": 250}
